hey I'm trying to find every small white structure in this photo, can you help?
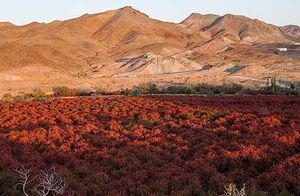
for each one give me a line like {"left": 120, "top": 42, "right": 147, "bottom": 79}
{"left": 277, "top": 48, "right": 288, "bottom": 52}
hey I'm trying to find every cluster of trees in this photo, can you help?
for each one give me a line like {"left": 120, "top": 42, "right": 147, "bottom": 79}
{"left": 51, "top": 83, "right": 247, "bottom": 97}
{"left": 120, "top": 83, "right": 300, "bottom": 96}
{"left": 2, "top": 80, "right": 299, "bottom": 103}
{"left": 0, "top": 96, "right": 299, "bottom": 195}
{"left": 50, "top": 82, "right": 300, "bottom": 96}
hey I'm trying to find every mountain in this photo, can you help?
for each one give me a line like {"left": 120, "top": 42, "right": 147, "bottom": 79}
{"left": 180, "top": 13, "right": 219, "bottom": 34}
{"left": 201, "top": 14, "right": 287, "bottom": 43}
{"left": 281, "top": 25, "right": 300, "bottom": 39}
{"left": 180, "top": 14, "right": 293, "bottom": 53}
{"left": 0, "top": 6, "right": 299, "bottom": 95}
{"left": 91, "top": 6, "right": 186, "bottom": 58}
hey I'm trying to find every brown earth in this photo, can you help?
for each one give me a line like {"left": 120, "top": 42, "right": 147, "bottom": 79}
{"left": 0, "top": 6, "right": 299, "bottom": 95}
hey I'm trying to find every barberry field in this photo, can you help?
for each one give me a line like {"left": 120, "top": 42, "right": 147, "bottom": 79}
{"left": 0, "top": 96, "right": 299, "bottom": 195}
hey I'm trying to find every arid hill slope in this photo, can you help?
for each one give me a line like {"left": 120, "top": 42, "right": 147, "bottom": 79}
{"left": 0, "top": 6, "right": 299, "bottom": 95}
{"left": 281, "top": 25, "right": 300, "bottom": 40}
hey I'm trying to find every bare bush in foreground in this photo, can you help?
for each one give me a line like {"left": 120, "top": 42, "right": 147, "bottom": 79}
{"left": 34, "top": 169, "right": 66, "bottom": 196}
{"left": 14, "top": 168, "right": 36, "bottom": 196}
{"left": 14, "top": 168, "right": 66, "bottom": 196}
{"left": 223, "top": 183, "right": 246, "bottom": 196}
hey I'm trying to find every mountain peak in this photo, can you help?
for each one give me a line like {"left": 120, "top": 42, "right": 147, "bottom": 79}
{"left": 221, "top": 14, "right": 249, "bottom": 21}
{"left": 180, "top": 13, "right": 219, "bottom": 33}
{"left": 281, "top": 25, "right": 300, "bottom": 39}
{"left": 189, "top": 13, "right": 204, "bottom": 18}
{"left": 120, "top": 6, "right": 135, "bottom": 11}
{"left": 181, "top": 13, "right": 219, "bottom": 24}
{"left": 281, "top": 25, "right": 300, "bottom": 32}
{"left": 118, "top": 6, "right": 148, "bottom": 17}
{"left": 0, "top": 22, "right": 15, "bottom": 27}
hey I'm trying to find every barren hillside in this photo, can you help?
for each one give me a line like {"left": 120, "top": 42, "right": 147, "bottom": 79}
{"left": 0, "top": 6, "right": 299, "bottom": 95}
{"left": 281, "top": 25, "right": 300, "bottom": 40}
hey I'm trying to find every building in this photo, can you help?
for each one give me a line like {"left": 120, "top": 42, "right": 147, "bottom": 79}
{"left": 277, "top": 48, "right": 288, "bottom": 52}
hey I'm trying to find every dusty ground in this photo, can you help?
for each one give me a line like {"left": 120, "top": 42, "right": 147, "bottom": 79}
{"left": 1, "top": 62, "right": 298, "bottom": 96}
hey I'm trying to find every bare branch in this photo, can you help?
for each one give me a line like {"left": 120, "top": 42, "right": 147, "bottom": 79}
{"left": 14, "top": 167, "right": 36, "bottom": 196}
{"left": 35, "top": 168, "right": 67, "bottom": 196}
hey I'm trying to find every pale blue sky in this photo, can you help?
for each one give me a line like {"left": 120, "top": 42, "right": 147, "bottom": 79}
{"left": 0, "top": 0, "right": 299, "bottom": 26}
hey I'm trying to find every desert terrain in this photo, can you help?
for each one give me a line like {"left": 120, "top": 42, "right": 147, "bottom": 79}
{"left": 0, "top": 6, "right": 299, "bottom": 95}
{"left": 0, "top": 6, "right": 300, "bottom": 195}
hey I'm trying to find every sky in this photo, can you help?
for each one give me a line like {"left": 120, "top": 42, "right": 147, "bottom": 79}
{"left": 0, "top": 0, "right": 299, "bottom": 26}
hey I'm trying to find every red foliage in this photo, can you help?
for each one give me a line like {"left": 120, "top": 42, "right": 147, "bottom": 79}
{"left": 0, "top": 96, "right": 299, "bottom": 195}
